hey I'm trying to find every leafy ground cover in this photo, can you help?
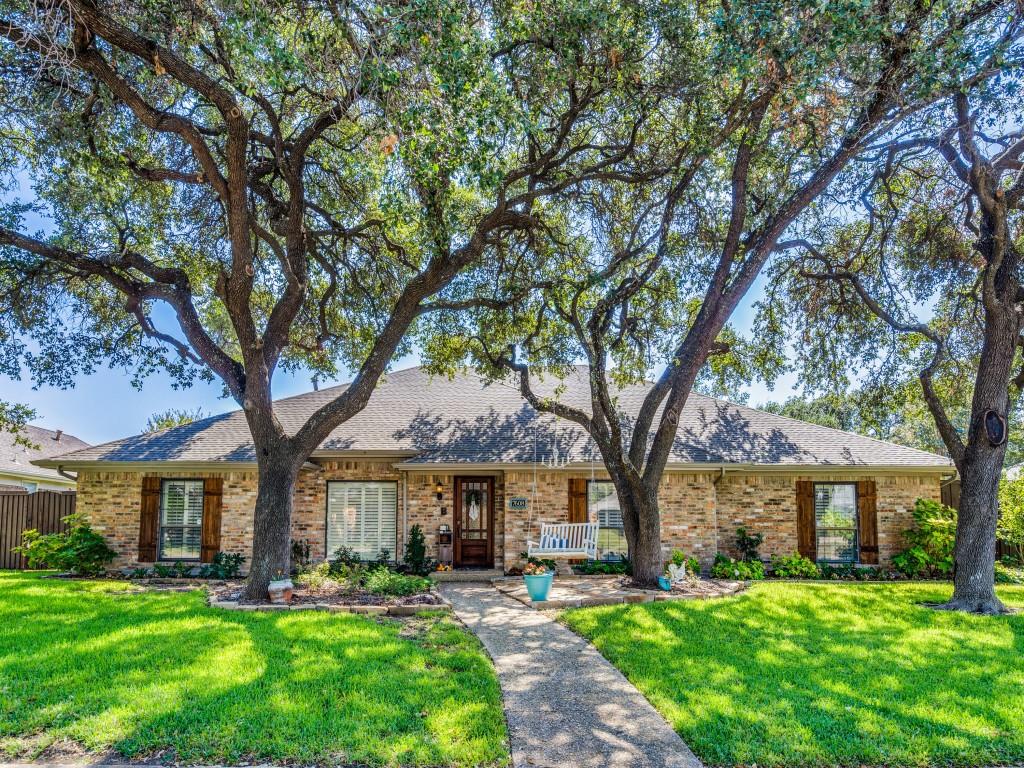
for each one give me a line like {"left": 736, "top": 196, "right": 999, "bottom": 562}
{"left": 0, "top": 572, "right": 507, "bottom": 766}
{"left": 562, "top": 582, "right": 1024, "bottom": 767}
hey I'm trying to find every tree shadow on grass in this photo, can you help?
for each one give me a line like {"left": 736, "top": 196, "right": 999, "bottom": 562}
{"left": 0, "top": 574, "right": 507, "bottom": 767}
{"left": 566, "top": 583, "right": 1024, "bottom": 767}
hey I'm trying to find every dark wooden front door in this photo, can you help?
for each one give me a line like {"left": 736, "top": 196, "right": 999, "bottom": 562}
{"left": 454, "top": 476, "right": 494, "bottom": 568}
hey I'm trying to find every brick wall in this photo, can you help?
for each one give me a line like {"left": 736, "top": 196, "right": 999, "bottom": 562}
{"left": 76, "top": 469, "right": 258, "bottom": 568}
{"left": 76, "top": 462, "right": 944, "bottom": 572}
{"left": 715, "top": 472, "right": 943, "bottom": 564}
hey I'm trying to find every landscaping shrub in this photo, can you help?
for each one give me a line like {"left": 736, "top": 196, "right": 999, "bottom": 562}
{"left": 403, "top": 524, "right": 434, "bottom": 575}
{"left": 290, "top": 538, "right": 312, "bottom": 571}
{"left": 668, "top": 550, "right": 700, "bottom": 575}
{"left": 206, "top": 551, "right": 245, "bottom": 578}
{"left": 711, "top": 553, "right": 765, "bottom": 580}
{"left": 13, "top": 513, "right": 116, "bottom": 575}
{"left": 329, "top": 545, "right": 361, "bottom": 571}
{"left": 734, "top": 527, "right": 763, "bottom": 561}
{"left": 364, "top": 567, "right": 431, "bottom": 596}
{"left": 573, "top": 558, "right": 631, "bottom": 575}
{"left": 818, "top": 562, "right": 891, "bottom": 580}
{"left": 891, "top": 498, "right": 956, "bottom": 577}
{"left": 295, "top": 561, "right": 341, "bottom": 590}
{"left": 770, "top": 553, "right": 820, "bottom": 578}
{"left": 995, "top": 556, "right": 1024, "bottom": 584}
{"left": 998, "top": 477, "right": 1024, "bottom": 563}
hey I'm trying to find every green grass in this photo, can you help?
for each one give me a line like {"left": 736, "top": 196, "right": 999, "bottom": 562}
{"left": 562, "top": 582, "right": 1024, "bottom": 768}
{"left": 0, "top": 572, "right": 507, "bottom": 766}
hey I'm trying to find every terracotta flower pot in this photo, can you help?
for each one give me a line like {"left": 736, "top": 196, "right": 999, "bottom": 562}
{"left": 268, "top": 578, "right": 294, "bottom": 604}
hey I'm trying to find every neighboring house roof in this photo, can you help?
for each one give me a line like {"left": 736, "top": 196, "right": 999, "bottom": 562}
{"left": 2, "top": 425, "right": 90, "bottom": 483}
{"left": 35, "top": 366, "right": 953, "bottom": 470}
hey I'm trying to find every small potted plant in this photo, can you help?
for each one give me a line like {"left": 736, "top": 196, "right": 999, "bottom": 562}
{"left": 522, "top": 561, "right": 554, "bottom": 601}
{"left": 267, "top": 570, "right": 294, "bottom": 604}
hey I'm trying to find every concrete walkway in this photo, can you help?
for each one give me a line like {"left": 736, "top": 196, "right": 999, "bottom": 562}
{"left": 440, "top": 583, "right": 704, "bottom": 768}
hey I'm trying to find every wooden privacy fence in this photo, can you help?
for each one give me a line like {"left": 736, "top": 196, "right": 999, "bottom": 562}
{"left": 0, "top": 491, "right": 75, "bottom": 569}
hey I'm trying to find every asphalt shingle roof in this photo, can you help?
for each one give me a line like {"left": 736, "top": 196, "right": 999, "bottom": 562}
{"left": 2, "top": 425, "right": 90, "bottom": 481}
{"left": 36, "top": 366, "right": 952, "bottom": 469}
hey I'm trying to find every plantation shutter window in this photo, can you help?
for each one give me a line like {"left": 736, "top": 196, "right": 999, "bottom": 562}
{"left": 587, "top": 480, "right": 628, "bottom": 560}
{"left": 813, "top": 483, "right": 858, "bottom": 563}
{"left": 159, "top": 480, "right": 204, "bottom": 561}
{"left": 326, "top": 481, "right": 397, "bottom": 562}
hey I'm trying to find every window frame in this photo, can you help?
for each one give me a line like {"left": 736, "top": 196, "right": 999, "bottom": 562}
{"left": 158, "top": 478, "right": 205, "bottom": 562}
{"left": 324, "top": 480, "right": 399, "bottom": 563}
{"left": 586, "top": 479, "right": 629, "bottom": 561}
{"left": 812, "top": 481, "right": 860, "bottom": 564}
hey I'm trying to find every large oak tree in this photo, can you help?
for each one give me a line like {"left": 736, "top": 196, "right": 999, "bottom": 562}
{"left": 0, "top": 0, "right": 676, "bottom": 596}
{"left": 771, "top": 72, "right": 1024, "bottom": 612}
{"left": 426, "top": 0, "right": 1019, "bottom": 586}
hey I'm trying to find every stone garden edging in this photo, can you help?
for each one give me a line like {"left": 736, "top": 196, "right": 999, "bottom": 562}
{"left": 206, "top": 592, "right": 454, "bottom": 616}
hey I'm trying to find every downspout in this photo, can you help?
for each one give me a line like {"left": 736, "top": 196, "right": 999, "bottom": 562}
{"left": 401, "top": 470, "right": 408, "bottom": 558}
{"left": 57, "top": 466, "right": 78, "bottom": 483}
{"left": 711, "top": 466, "right": 727, "bottom": 558}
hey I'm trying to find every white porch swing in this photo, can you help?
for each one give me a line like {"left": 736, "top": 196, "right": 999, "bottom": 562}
{"left": 525, "top": 431, "right": 599, "bottom": 560}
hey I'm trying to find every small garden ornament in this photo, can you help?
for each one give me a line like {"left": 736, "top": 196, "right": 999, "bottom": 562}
{"left": 268, "top": 571, "right": 294, "bottom": 604}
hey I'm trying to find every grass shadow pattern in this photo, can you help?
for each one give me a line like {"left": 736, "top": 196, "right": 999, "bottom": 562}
{"left": 0, "top": 573, "right": 507, "bottom": 766}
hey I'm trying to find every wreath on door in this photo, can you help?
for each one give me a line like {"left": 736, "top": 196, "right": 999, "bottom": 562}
{"left": 465, "top": 489, "right": 483, "bottom": 522}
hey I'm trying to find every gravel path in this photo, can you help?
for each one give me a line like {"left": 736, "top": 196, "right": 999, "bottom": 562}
{"left": 440, "top": 583, "right": 704, "bottom": 768}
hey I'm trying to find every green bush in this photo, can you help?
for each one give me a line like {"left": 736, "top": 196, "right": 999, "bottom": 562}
{"left": 891, "top": 498, "right": 956, "bottom": 578}
{"left": 711, "top": 553, "right": 765, "bottom": 580}
{"left": 995, "top": 558, "right": 1024, "bottom": 584}
{"left": 364, "top": 568, "right": 431, "bottom": 596}
{"left": 573, "top": 559, "right": 631, "bottom": 575}
{"left": 735, "top": 527, "right": 763, "bottom": 561}
{"left": 403, "top": 524, "right": 433, "bottom": 575}
{"left": 770, "top": 553, "right": 820, "bottom": 579}
{"left": 206, "top": 551, "right": 245, "bottom": 579}
{"left": 295, "top": 561, "right": 340, "bottom": 590}
{"left": 998, "top": 477, "right": 1024, "bottom": 564}
{"left": 668, "top": 550, "right": 700, "bottom": 575}
{"left": 13, "top": 514, "right": 116, "bottom": 576}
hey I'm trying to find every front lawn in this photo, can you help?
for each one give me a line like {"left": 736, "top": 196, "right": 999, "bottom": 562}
{"left": 0, "top": 572, "right": 507, "bottom": 767}
{"left": 563, "top": 582, "right": 1024, "bottom": 768}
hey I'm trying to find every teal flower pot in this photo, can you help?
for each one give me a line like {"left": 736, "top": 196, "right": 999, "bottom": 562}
{"left": 524, "top": 572, "right": 554, "bottom": 601}
{"left": 657, "top": 576, "right": 672, "bottom": 591}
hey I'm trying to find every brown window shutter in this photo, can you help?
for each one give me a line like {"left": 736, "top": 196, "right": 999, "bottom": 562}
{"left": 201, "top": 477, "right": 224, "bottom": 563}
{"left": 568, "top": 478, "right": 588, "bottom": 523}
{"left": 796, "top": 480, "right": 816, "bottom": 560}
{"left": 857, "top": 479, "right": 879, "bottom": 564}
{"left": 138, "top": 476, "right": 161, "bottom": 562}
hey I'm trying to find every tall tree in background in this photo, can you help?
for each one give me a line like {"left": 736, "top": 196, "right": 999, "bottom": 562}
{"left": 772, "top": 67, "right": 1024, "bottom": 612}
{"left": 427, "top": 0, "right": 1018, "bottom": 585}
{"left": 0, "top": 0, "right": 669, "bottom": 596}
{"left": 145, "top": 407, "right": 207, "bottom": 433}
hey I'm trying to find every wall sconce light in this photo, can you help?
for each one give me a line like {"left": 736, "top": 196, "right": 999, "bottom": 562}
{"left": 435, "top": 482, "right": 444, "bottom": 501}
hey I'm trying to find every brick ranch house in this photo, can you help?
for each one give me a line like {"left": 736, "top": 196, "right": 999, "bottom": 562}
{"left": 34, "top": 367, "right": 955, "bottom": 572}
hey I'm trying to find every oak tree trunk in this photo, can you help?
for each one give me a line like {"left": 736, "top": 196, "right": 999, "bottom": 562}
{"left": 242, "top": 452, "right": 300, "bottom": 601}
{"left": 939, "top": 295, "right": 1016, "bottom": 614}
{"left": 616, "top": 481, "right": 663, "bottom": 587}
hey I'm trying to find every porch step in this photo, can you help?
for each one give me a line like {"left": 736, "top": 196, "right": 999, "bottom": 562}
{"left": 430, "top": 568, "right": 504, "bottom": 582}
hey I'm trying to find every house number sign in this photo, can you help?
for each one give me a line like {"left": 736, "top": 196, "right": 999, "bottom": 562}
{"left": 508, "top": 496, "right": 529, "bottom": 511}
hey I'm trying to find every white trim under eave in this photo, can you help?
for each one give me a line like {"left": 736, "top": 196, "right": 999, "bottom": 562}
{"left": 31, "top": 459, "right": 319, "bottom": 473}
